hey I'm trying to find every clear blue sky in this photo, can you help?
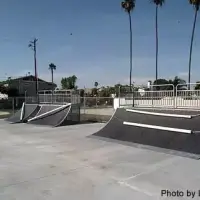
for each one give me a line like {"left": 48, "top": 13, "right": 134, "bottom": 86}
{"left": 0, "top": 0, "right": 199, "bottom": 88}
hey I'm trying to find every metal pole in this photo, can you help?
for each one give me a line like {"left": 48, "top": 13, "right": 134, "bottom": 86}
{"left": 151, "top": 84, "right": 154, "bottom": 107}
{"left": 12, "top": 98, "right": 15, "bottom": 115}
{"left": 29, "top": 38, "right": 38, "bottom": 103}
{"left": 84, "top": 86, "right": 86, "bottom": 114}
{"left": 132, "top": 83, "right": 135, "bottom": 107}
{"left": 118, "top": 86, "right": 121, "bottom": 108}
{"left": 25, "top": 90, "right": 27, "bottom": 104}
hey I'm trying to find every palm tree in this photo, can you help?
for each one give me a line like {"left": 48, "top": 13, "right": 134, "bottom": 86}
{"left": 48, "top": 63, "right": 56, "bottom": 84}
{"left": 94, "top": 81, "right": 99, "bottom": 88}
{"left": 188, "top": 0, "right": 200, "bottom": 90}
{"left": 152, "top": 0, "right": 165, "bottom": 84}
{"left": 121, "top": 0, "right": 135, "bottom": 89}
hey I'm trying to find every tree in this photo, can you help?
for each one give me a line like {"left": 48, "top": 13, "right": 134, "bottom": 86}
{"left": 153, "top": 78, "right": 169, "bottom": 90}
{"left": 0, "top": 85, "right": 8, "bottom": 94}
{"left": 121, "top": 0, "right": 135, "bottom": 88}
{"left": 188, "top": 0, "right": 200, "bottom": 89}
{"left": 152, "top": 76, "right": 186, "bottom": 90}
{"left": 91, "top": 88, "right": 98, "bottom": 96}
{"left": 94, "top": 81, "right": 98, "bottom": 88}
{"left": 195, "top": 81, "right": 200, "bottom": 90}
{"left": 152, "top": 0, "right": 165, "bottom": 83}
{"left": 49, "top": 63, "right": 56, "bottom": 84}
{"left": 61, "top": 75, "right": 77, "bottom": 89}
{"left": 172, "top": 76, "right": 186, "bottom": 89}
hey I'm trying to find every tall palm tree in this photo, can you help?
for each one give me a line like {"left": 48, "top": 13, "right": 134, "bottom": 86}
{"left": 48, "top": 63, "right": 56, "bottom": 84}
{"left": 121, "top": 0, "right": 135, "bottom": 89}
{"left": 152, "top": 0, "right": 165, "bottom": 84}
{"left": 188, "top": 0, "right": 200, "bottom": 89}
{"left": 94, "top": 81, "right": 99, "bottom": 88}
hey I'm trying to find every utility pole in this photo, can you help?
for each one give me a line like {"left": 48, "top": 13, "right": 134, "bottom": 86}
{"left": 28, "top": 38, "right": 38, "bottom": 97}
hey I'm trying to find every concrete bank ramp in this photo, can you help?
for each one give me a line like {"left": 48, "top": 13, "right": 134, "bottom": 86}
{"left": 27, "top": 104, "right": 72, "bottom": 127}
{"left": 92, "top": 108, "right": 200, "bottom": 159}
{"left": 6, "top": 103, "right": 25, "bottom": 123}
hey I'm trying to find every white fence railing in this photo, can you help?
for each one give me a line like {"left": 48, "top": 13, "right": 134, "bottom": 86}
{"left": 118, "top": 83, "right": 200, "bottom": 109}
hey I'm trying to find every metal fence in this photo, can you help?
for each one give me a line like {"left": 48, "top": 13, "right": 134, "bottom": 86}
{"left": 0, "top": 96, "right": 114, "bottom": 114}
{"left": 118, "top": 83, "right": 200, "bottom": 109}
{"left": 2, "top": 83, "right": 200, "bottom": 115}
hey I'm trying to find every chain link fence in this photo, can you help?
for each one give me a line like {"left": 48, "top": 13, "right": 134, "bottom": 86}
{"left": 0, "top": 96, "right": 114, "bottom": 116}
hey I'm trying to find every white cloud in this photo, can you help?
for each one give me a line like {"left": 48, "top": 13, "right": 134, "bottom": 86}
{"left": 178, "top": 72, "right": 189, "bottom": 77}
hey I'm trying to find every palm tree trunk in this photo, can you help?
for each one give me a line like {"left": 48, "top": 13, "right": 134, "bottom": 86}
{"left": 128, "top": 11, "right": 133, "bottom": 89}
{"left": 128, "top": 11, "right": 134, "bottom": 107}
{"left": 155, "top": 5, "right": 158, "bottom": 84}
{"left": 51, "top": 69, "right": 53, "bottom": 103}
{"left": 51, "top": 69, "right": 54, "bottom": 84}
{"left": 188, "top": 9, "right": 198, "bottom": 90}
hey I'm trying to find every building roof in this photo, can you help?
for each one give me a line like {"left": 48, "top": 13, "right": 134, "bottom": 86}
{"left": 12, "top": 75, "right": 45, "bottom": 82}
{"left": 10, "top": 75, "right": 57, "bottom": 86}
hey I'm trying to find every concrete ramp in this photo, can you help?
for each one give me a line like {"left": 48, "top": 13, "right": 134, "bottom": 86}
{"left": 35, "top": 104, "right": 61, "bottom": 117}
{"left": 27, "top": 104, "right": 72, "bottom": 127}
{"left": 23, "top": 104, "right": 41, "bottom": 122}
{"left": 6, "top": 103, "right": 25, "bottom": 123}
{"left": 93, "top": 108, "right": 200, "bottom": 158}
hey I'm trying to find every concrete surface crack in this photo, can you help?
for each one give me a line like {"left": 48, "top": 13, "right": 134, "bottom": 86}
{"left": 118, "top": 181, "right": 158, "bottom": 198}
{"left": 0, "top": 164, "right": 91, "bottom": 189}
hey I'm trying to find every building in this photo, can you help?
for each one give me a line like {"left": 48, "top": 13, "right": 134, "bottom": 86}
{"left": 8, "top": 75, "right": 57, "bottom": 96}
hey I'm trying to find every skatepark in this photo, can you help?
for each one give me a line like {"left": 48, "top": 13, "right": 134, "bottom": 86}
{"left": 2, "top": 88, "right": 200, "bottom": 200}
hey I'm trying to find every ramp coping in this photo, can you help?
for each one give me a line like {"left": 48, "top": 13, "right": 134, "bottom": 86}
{"left": 25, "top": 103, "right": 69, "bottom": 106}
{"left": 126, "top": 109, "right": 192, "bottom": 119}
{"left": 36, "top": 105, "right": 42, "bottom": 116}
{"left": 123, "top": 121, "right": 192, "bottom": 134}
{"left": 20, "top": 102, "right": 25, "bottom": 120}
{"left": 55, "top": 104, "right": 72, "bottom": 127}
{"left": 27, "top": 104, "right": 71, "bottom": 122}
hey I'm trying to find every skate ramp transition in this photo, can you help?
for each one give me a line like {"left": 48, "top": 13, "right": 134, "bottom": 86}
{"left": 6, "top": 103, "right": 41, "bottom": 123}
{"left": 92, "top": 108, "right": 200, "bottom": 158}
{"left": 27, "top": 103, "right": 80, "bottom": 127}
{"left": 22, "top": 104, "right": 41, "bottom": 122}
{"left": 6, "top": 103, "right": 80, "bottom": 127}
{"left": 6, "top": 102, "right": 25, "bottom": 123}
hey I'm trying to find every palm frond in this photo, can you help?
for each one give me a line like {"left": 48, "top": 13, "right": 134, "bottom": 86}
{"left": 151, "top": 0, "right": 165, "bottom": 6}
{"left": 121, "top": 0, "right": 135, "bottom": 13}
{"left": 49, "top": 63, "right": 56, "bottom": 70}
{"left": 189, "top": 0, "right": 200, "bottom": 10}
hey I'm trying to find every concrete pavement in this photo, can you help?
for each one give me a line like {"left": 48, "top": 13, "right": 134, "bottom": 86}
{"left": 0, "top": 121, "right": 200, "bottom": 199}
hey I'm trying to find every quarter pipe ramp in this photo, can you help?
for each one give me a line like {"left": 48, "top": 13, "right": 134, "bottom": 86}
{"left": 92, "top": 108, "right": 200, "bottom": 158}
{"left": 22, "top": 104, "right": 41, "bottom": 122}
{"left": 35, "top": 104, "right": 61, "bottom": 117}
{"left": 6, "top": 103, "right": 41, "bottom": 123}
{"left": 27, "top": 104, "right": 75, "bottom": 127}
{"left": 6, "top": 103, "right": 25, "bottom": 123}
{"left": 6, "top": 102, "right": 80, "bottom": 127}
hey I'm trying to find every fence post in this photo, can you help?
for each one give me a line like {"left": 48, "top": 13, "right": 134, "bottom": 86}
{"left": 132, "top": 84, "right": 135, "bottom": 107}
{"left": 83, "top": 96, "right": 86, "bottom": 114}
{"left": 151, "top": 85, "right": 153, "bottom": 107}
{"left": 12, "top": 98, "right": 15, "bottom": 114}
{"left": 118, "top": 86, "right": 121, "bottom": 108}
{"left": 175, "top": 84, "right": 178, "bottom": 108}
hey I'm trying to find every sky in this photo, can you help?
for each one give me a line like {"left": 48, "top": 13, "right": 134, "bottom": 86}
{"left": 0, "top": 0, "right": 199, "bottom": 88}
